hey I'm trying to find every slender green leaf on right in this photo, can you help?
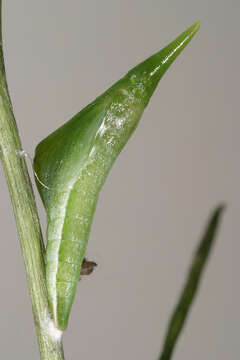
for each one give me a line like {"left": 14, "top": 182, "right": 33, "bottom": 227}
{"left": 159, "top": 205, "right": 225, "bottom": 360}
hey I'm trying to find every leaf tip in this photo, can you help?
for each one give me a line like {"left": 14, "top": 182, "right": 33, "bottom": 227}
{"left": 213, "top": 203, "right": 226, "bottom": 218}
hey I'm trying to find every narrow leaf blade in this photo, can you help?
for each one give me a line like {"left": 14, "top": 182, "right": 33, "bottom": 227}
{"left": 159, "top": 205, "right": 225, "bottom": 360}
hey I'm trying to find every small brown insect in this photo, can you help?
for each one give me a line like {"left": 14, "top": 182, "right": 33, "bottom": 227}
{"left": 80, "top": 258, "right": 97, "bottom": 276}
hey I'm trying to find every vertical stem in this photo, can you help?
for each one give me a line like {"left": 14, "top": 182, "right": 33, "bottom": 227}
{"left": 0, "top": 2, "right": 64, "bottom": 359}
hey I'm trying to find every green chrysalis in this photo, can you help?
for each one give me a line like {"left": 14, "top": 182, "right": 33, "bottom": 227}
{"left": 34, "top": 22, "right": 200, "bottom": 330}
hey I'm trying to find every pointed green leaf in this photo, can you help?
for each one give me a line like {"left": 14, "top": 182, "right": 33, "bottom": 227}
{"left": 159, "top": 205, "right": 225, "bottom": 360}
{"left": 34, "top": 22, "right": 200, "bottom": 330}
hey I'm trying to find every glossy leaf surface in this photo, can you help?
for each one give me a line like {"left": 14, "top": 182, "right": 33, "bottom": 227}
{"left": 34, "top": 22, "right": 200, "bottom": 330}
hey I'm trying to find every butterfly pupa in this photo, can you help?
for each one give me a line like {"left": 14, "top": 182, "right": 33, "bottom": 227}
{"left": 34, "top": 22, "right": 200, "bottom": 330}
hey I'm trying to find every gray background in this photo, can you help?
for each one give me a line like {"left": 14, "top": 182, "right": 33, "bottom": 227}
{"left": 0, "top": 0, "right": 239, "bottom": 359}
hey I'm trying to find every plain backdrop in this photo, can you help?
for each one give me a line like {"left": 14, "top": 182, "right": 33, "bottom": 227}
{"left": 0, "top": 1, "right": 239, "bottom": 359}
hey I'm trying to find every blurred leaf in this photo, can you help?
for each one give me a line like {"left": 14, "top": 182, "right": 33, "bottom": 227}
{"left": 159, "top": 205, "right": 225, "bottom": 360}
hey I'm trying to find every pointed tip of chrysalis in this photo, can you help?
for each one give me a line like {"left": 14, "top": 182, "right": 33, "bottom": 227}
{"left": 192, "top": 20, "right": 201, "bottom": 31}
{"left": 122, "top": 21, "right": 201, "bottom": 105}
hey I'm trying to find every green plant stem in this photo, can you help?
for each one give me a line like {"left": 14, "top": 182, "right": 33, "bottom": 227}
{"left": 0, "top": 2, "right": 64, "bottom": 359}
